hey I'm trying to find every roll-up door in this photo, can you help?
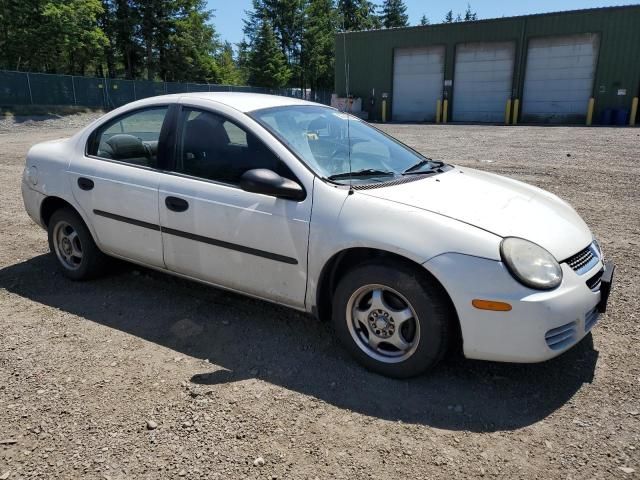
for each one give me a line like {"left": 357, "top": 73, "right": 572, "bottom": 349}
{"left": 452, "top": 42, "right": 516, "bottom": 122}
{"left": 392, "top": 46, "right": 445, "bottom": 122}
{"left": 522, "top": 34, "right": 599, "bottom": 123}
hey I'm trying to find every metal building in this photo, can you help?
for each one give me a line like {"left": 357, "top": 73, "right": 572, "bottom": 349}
{"left": 334, "top": 5, "right": 640, "bottom": 124}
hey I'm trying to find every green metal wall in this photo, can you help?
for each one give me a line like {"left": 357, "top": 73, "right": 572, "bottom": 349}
{"left": 335, "top": 6, "right": 640, "bottom": 123}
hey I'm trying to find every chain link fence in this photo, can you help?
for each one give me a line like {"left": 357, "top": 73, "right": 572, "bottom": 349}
{"left": 0, "top": 70, "right": 332, "bottom": 109}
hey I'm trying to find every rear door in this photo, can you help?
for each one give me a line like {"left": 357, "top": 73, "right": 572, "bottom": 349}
{"left": 69, "top": 106, "right": 173, "bottom": 267}
{"left": 158, "top": 103, "right": 313, "bottom": 308}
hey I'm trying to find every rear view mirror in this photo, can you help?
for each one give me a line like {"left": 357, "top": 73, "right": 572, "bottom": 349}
{"left": 240, "top": 169, "right": 306, "bottom": 201}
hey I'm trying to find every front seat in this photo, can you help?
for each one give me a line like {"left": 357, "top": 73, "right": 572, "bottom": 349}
{"left": 182, "top": 115, "right": 231, "bottom": 180}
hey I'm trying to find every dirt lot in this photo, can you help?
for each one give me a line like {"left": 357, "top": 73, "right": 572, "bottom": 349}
{"left": 1, "top": 114, "right": 639, "bottom": 479}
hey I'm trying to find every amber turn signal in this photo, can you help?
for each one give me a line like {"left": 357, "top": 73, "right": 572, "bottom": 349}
{"left": 472, "top": 299, "right": 513, "bottom": 312}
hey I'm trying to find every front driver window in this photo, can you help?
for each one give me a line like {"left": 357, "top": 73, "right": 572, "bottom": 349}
{"left": 89, "top": 107, "right": 168, "bottom": 168}
{"left": 175, "top": 108, "right": 292, "bottom": 184}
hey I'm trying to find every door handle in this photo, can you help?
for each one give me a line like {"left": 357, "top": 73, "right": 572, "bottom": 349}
{"left": 77, "top": 177, "right": 94, "bottom": 191}
{"left": 165, "top": 196, "right": 189, "bottom": 212}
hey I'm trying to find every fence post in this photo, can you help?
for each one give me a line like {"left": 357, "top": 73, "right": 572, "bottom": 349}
{"left": 133, "top": 81, "right": 137, "bottom": 100}
{"left": 26, "top": 72, "right": 34, "bottom": 104}
{"left": 71, "top": 76, "right": 77, "bottom": 105}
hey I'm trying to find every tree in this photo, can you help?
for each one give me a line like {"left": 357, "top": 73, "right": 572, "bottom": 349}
{"left": 419, "top": 14, "right": 430, "bottom": 26}
{"left": 160, "top": 0, "right": 221, "bottom": 83}
{"left": 444, "top": 10, "right": 454, "bottom": 23}
{"left": 464, "top": 3, "right": 478, "bottom": 21}
{"left": 303, "top": 0, "right": 337, "bottom": 91}
{"left": 217, "top": 42, "right": 244, "bottom": 85}
{"left": 248, "top": 19, "right": 291, "bottom": 88}
{"left": 41, "top": 0, "right": 109, "bottom": 75}
{"left": 337, "top": 0, "right": 379, "bottom": 31}
{"left": 380, "top": 0, "right": 409, "bottom": 28}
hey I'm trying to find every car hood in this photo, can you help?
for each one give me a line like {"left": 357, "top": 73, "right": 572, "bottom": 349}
{"left": 359, "top": 167, "right": 592, "bottom": 261}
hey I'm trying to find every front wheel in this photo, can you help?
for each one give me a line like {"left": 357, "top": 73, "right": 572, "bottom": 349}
{"left": 48, "top": 207, "right": 107, "bottom": 280}
{"left": 332, "top": 261, "right": 453, "bottom": 378}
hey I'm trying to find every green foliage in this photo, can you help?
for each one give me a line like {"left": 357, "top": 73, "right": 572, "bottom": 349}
{"left": 303, "top": 0, "right": 337, "bottom": 90}
{"left": 337, "top": 0, "right": 379, "bottom": 31}
{"left": 248, "top": 20, "right": 291, "bottom": 88}
{"left": 444, "top": 4, "right": 477, "bottom": 24}
{"left": 444, "top": 10, "right": 454, "bottom": 23}
{"left": 380, "top": 0, "right": 409, "bottom": 28}
{"left": 419, "top": 14, "right": 430, "bottom": 26}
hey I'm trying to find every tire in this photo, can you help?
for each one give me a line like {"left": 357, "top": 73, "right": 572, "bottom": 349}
{"left": 332, "top": 261, "right": 453, "bottom": 378}
{"left": 48, "top": 207, "right": 108, "bottom": 280}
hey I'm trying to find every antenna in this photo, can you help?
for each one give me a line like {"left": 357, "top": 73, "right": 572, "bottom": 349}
{"left": 341, "top": 23, "right": 353, "bottom": 194}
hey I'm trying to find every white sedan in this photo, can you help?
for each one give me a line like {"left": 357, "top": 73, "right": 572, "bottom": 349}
{"left": 21, "top": 93, "right": 614, "bottom": 378}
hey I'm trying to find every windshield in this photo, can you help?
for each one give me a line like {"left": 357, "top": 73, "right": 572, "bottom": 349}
{"left": 250, "top": 105, "right": 441, "bottom": 183}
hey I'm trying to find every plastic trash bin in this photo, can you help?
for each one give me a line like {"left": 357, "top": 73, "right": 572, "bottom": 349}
{"left": 599, "top": 108, "right": 613, "bottom": 125}
{"left": 613, "top": 108, "right": 629, "bottom": 126}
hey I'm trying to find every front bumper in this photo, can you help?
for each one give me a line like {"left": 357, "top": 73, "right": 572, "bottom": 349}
{"left": 424, "top": 253, "right": 612, "bottom": 363}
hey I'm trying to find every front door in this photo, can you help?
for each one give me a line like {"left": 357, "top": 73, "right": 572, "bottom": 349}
{"left": 159, "top": 106, "right": 312, "bottom": 308}
{"left": 69, "top": 106, "right": 170, "bottom": 268}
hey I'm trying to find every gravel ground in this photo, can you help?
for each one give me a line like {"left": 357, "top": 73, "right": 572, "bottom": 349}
{"left": 0, "top": 113, "right": 639, "bottom": 479}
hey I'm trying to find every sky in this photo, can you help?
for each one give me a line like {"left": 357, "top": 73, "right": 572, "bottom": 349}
{"left": 208, "top": 0, "right": 639, "bottom": 46}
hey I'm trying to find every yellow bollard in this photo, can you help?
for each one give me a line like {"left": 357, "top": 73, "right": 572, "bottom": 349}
{"left": 382, "top": 99, "right": 387, "bottom": 123}
{"left": 630, "top": 97, "right": 638, "bottom": 126}
{"left": 442, "top": 99, "right": 448, "bottom": 123}
{"left": 505, "top": 99, "right": 512, "bottom": 125}
{"left": 436, "top": 99, "right": 442, "bottom": 124}
{"left": 512, "top": 99, "right": 520, "bottom": 125}
{"left": 586, "top": 97, "right": 595, "bottom": 126}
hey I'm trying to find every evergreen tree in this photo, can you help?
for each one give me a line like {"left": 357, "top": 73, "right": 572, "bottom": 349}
{"left": 217, "top": 41, "right": 244, "bottom": 85}
{"left": 337, "top": 0, "right": 378, "bottom": 31}
{"left": 464, "top": 4, "right": 478, "bottom": 21}
{"left": 303, "top": 0, "right": 337, "bottom": 91}
{"left": 444, "top": 10, "right": 454, "bottom": 23}
{"left": 160, "top": 0, "right": 221, "bottom": 83}
{"left": 380, "top": 0, "right": 409, "bottom": 28}
{"left": 248, "top": 20, "right": 291, "bottom": 88}
{"left": 419, "top": 14, "right": 430, "bottom": 26}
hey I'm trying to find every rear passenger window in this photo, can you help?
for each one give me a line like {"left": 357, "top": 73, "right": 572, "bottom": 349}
{"left": 88, "top": 107, "right": 168, "bottom": 168}
{"left": 175, "top": 108, "right": 293, "bottom": 185}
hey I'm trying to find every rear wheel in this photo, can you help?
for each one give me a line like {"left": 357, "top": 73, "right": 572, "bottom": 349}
{"left": 332, "top": 261, "right": 453, "bottom": 378}
{"left": 48, "top": 208, "right": 107, "bottom": 280}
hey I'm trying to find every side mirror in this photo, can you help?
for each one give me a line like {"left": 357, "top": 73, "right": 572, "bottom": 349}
{"left": 240, "top": 169, "right": 306, "bottom": 201}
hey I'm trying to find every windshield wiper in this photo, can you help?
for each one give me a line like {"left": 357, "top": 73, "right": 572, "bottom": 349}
{"left": 402, "top": 159, "right": 445, "bottom": 175}
{"left": 327, "top": 169, "right": 395, "bottom": 180}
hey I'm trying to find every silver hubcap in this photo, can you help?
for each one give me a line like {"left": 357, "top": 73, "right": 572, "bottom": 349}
{"left": 53, "top": 221, "right": 83, "bottom": 270}
{"left": 346, "top": 284, "right": 420, "bottom": 364}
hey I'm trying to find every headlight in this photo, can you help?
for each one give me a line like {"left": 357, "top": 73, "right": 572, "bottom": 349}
{"left": 500, "top": 237, "right": 562, "bottom": 290}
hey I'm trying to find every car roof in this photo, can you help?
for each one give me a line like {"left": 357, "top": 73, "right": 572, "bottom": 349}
{"left": 173, "top": 92, "right": 322, "bottom": 112}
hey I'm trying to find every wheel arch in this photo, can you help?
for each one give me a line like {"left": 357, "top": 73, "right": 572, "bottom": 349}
{"left": 40, "top": 196, "right": 100, "bottom": 246}
{"left": 315, "top": 247, "right": 461, "bottom": 348}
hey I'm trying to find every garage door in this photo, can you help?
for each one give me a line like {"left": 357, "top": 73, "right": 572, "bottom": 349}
{"left": 522, "top": 34, "right": 599, "bottom": 123}
{"left": 392, "top": 46, "right": 445, "bottom": 122}
{"left": 452, "top": 42, "right": 515, "bottom": 123}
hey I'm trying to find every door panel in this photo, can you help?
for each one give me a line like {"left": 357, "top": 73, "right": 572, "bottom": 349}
{"left": 522, "top": 34, "right": 599, "bottom": 123}
{"left": 68, "top": 106, "right": 170, "bottom": 267}
{"left": 159, "top": 176, "right": 311, "bottom": 307}
{"left": 453, "top": 42, "right": 515, "bottom": 122}
{"left": 69, "top": 162, "right": 165, "bottom": 267}
{"left": 392, "top": 46, "right": 445, "bottom": 122}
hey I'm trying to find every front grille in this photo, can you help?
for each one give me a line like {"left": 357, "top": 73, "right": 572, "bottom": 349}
{"left": 563, "top": 243, "right": 599, "bottom": 275}
{"left": 545, "top": 321, "right": 578, "bottom": 350}
{"left": 585, "top": 307, "right": 599, "bottom": 332}
{"left": 586, "top": 268, "right": 604, "bottom": 291}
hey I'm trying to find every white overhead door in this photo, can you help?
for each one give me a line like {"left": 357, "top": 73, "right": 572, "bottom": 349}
{"left": 522, "top": 33, "right": 599, "bottom": 123}
{"left": 392, "top": 46, "right": 445, "bottom": 122}
{"left": 453, "top": 42, "right": 515, "bottom": 123}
